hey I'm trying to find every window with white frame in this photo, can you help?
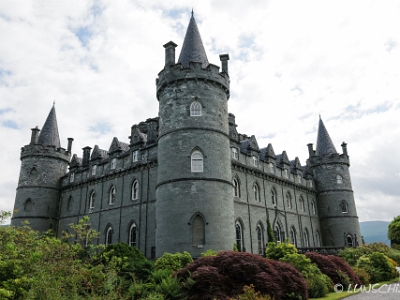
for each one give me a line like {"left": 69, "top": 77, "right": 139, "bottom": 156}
{"left": 106, "top": 226, "right": 113, "bottom": 246}
{"left": 253, "top": 184, "right": 259, "bottom": 201}
{"left": 92, "top": 165, "right": 97, "bottom": 176}
{"left": 252, "top": 156, "right": 258, "bottom": 167}
{"left": 298, "top": 175, "right": 302, "bottom": 184}
{"left": 129, "top": 223, "right": 137, "bottom": 247}
{"left": 311, "top": 200, "right": 316, "bottom": 214}
{"left": 290, "top": 227, "right": 297, "bottom": 247}
{"left": 233, "top": 178, "right": 240, "bottom": 197}
{"left": 70, "top": 172, "right": 75, "bottom": 183}
{"left": 286, "top": 192, "right": 292, "bottom": 208}
{"left": 256, "top": 224, "right": 264, "bottom": 255}
{"left": 190, "top": 100, "right": 202, "bottom": 116}
{"left": 192, "top": 215, "right": 205, "bottom": 246}
{"left": 316, "top": 231, "right": 321, "bottom": 247}
{"left": 132, "top": 150, "right": 139, "bottom": 162}
{"left": 109, "top": 186, "right": 116, "bottom": 204}
{"left": 235, "top": 221, "right": 244, "bottom": 252}
{"left": 89, "top": 192, "right": 95, "bottom": 209}
{"left": 269, "top": 162, "right": 275, "bottom": 174}
{"left": 111, "top": 158, "right": 116, "bottom": 169}
{"left": 275, "top": 223, "right": 283, "bottom": 242}
{"left": 337, "top": 174, "right": 343, "bottom": 184}
{"left": 340, "top": 200, "right": 348, "bottom": 213}
{"left": 132, "top": 180, "right": 139, "bottom": 200}
{"left": 191, "top": 151, "right": 203, "bottom": 172}
{"left": 232, "top": 148, "right": 238, "bottom": 160}
{"left": 299, "top": 197, "right": 305, "bottom": 211}
{"left": 283, "top": 169, "right": 288, "bottom": 178}
{"left": 304, "top": 229, "right": 310, "bottom": 247}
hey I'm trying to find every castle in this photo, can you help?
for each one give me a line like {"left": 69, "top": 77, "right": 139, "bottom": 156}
{"left": 11, "top": 13, "right": 362, "bottom": 258}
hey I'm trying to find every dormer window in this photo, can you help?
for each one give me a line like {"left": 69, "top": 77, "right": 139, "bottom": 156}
{"left": 91, "top": 165, "right": 97, "bottom": 176}
{"left": 283, "top": 169, "right": 288, "bottom": 178}
{"left": 269, "top": 163, "right": 275, "bottom": 174}
{"left": 232, "top": 148, "right": 238, "bottom": 160}
{"left": 252, "top": 156, "right": 258, "bottom": 167}
{"left": 70, "top": 172, "right": 75, "bottom": 183}
{"left": 190, "top": 101, "right": 202, "bottom": 116}
{"left": 298, "top": 175, "right": 302, "bottom": 184}
{"left": 111, "top": 158, "right": 116, "bottom": 169}
{"left": 133, "top": 150, "right": 139, "bottom": 162}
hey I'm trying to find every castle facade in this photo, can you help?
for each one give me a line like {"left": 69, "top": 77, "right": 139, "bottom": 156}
{"left": 11, "top": 14, "right": 362, "bottom": 258}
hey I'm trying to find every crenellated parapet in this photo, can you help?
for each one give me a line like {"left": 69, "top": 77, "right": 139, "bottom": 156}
{"left": 20, "top": 144, "right": 70, "bottom": 161}
{"left": 309, "top": 152, "right": 350, "bottom": 167}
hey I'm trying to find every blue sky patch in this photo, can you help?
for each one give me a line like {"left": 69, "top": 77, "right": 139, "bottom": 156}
{"left": 2, "top": 120, "right": 18, "bottom": 129}
{"left": 89, "top": 122, "right": 112, "bottom": 135}
{"left": 74, "top": 26, "right": 92, "bottom": 47}
{"left": 0, "top": 108, "right": 13, "bottom": 115}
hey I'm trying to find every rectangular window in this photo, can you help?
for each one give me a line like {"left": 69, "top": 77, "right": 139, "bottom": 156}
{"left": 133, "top": 150, "right": 139, "bottom": 162}
{"left": 92, "top": 165, "right": 97, "bottom": 176}
{"left": 232, "top": 148, "right": 238, "bottom": 160}
{"left": 111, "top": 158, "right": 116, "bottom": 169}
{"left": 252, "top": 156, "right": 258, "bottom": 167}
{"left": 70, "top": 172, "right": 74, "bottom": 183}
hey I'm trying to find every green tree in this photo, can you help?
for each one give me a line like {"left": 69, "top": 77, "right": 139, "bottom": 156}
{"left": 388, "top": 215, "right": 400, "bottom": 245}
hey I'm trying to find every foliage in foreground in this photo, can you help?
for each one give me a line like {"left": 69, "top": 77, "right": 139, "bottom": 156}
{"left": 176, "top": 250, "right": 308, "bottom": 300}
{"left": 388, "top": 215, "right": 400, "bottom": 245}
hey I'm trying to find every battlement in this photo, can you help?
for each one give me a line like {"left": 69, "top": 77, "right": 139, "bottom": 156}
{"left": 156, "top": 61, "right": 230, "bottom": 100}
{"left": 21, "top": 144, "right": 71, "bottom": 162}
{"left": 309, "top": 153, "right": 350, "bottom": 167}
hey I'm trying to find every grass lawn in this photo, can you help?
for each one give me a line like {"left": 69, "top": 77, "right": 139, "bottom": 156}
{"left": 311, "top": 278, "right": 399, "bottom": 300}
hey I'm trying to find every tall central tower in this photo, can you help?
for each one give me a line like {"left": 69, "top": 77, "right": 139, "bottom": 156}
{"left": 155, "top": 13, "right": 234, "bottom": 257}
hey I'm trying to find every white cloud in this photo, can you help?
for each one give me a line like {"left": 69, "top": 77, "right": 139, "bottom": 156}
{"left": 0, "top": 0, "right": 399, "bottom": 223}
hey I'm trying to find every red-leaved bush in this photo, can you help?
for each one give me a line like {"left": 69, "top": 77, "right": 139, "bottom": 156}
{"left": 305, "top": 252, "right": 362, "bottom": 287}
{"left": 175, "top": 251, "right": 308, "bottom": 300}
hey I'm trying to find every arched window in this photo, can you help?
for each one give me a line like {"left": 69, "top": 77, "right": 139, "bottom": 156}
{"left": 24, "top": 198, "right": 33, "bottom": 211}
{"left": 67, "top": 196, "right": 73, "bottom": 211}
{"left": 30, "top": 167, "right": 37, "bottom": 180}
{"left": 233, "top": 178, "right": 240, "bottom": 197}
{"left": 232, "top": 148, "right": 238, "bottom": 160}
{"left": 341, "top": 200, "right": 348, "bottom": 213}
{"left": 256, "top": 223, "right": 264, "bottom": 255}
{"left": 311, "top": 200, "right": 316, "bottom": 214}
{"left": 132, "top": 180, "right": 139, "bottom": 200}
{"left": 274, "top": 223, "right": 284, "bottom": 242}
{"left": 286, "top": 192, "right": 292, "bottom": 208}
{"left": 337, "top": 174, "right": 343, "bottom": 184}
{"left": 191, "top": 151, "right": 203, "bottom": 172}
{"left": 192, "top": 215, "right": 205, "bottom": 246}
{"left": 106, "top": 226, "right": 113, "bottom": 246}
{"left": 109, "top": 186, "right": 116, "bottom": 204}
{"left": 235, "top": 221, "right": 244, "bottom": 252}
{"left": 271, "top": 190, "right": 276, "bottom": 205}
{"left": 89, "top": 191, "right": 95, "bottom": 209}
{"left": 290, "top": 226, "right": 297, "bottom": 246}
{"left": 299, "top": 197, "right": 305, "bottom": 211}
{"left": 111, "top": 158, "right": 117, "bottom": 170}
{"left": 316, "top": 231, "right": 321, "bottom": 247}
{"left": 190, "top": 101, "right": 202, "bottom": 116}
{"left": 129, "top": 223, "right": 137, "bottom": 247}
{"left": 346, "top": 234, "right": 354, "bottom": 247}
{"left": 304, "top": 228, "right": 310, "bottom": 247}
{"left": 253, "top": 184, "right": 259, "bottom": 201}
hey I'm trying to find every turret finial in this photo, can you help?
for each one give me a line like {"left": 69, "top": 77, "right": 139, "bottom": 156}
{"left": 191, "top": 8, "right": 194, "bottom": 16}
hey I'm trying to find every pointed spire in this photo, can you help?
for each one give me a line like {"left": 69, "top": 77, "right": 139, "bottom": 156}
{"left": 315, "top": 117, "right": 337, "bottom": 156}
{"left": 37, "top": 104, "right": 61, "bottom": 148}
{"left": 177, "top": 12, "right": 209, "bottom": 68}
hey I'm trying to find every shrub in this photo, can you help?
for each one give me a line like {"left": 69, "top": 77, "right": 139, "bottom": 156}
{"left": 369, "top": 252, "right": 394, "bottom": 281}
{"left": 235, "top": 284, "right": 273, "bottom": 300}
{"left": 201, "top": 249, "right": 218, "bottom": 257}
{"left": 176, "top": 250, "right": 308, "bottom": 300}
{"left": 352, "top": 267, "right": 371, "bottom": 285}
{"left": 386, "top": 248, "right": 400, "bottom": 265}
{"left": 305, "top": 252, "right": 362, "bottom": 288}
{"left": 265, "top": 241, "right": 297, "bottom": 260}
{"left": 155, "top": 251, "right": 193, "bottom": 272}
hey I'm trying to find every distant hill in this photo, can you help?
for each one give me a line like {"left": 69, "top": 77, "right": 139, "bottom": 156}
{"left": 360, "top": 221, "right": 390, "bottom": 246}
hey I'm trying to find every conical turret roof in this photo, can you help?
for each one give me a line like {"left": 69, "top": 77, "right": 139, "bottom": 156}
{"left": 38, "top": 103, "right": 61, "bottom": 148}
{"left": 177, "top": 12, "right": 209, "bottom": 68}
{"left": 315, "top": 117, "right": 337, "bottom": 156}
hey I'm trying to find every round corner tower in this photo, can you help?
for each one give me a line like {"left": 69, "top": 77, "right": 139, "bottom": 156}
{"left": 155, "top": 13, "right": 234, "bottom": 257}
{"left": 11, "top": 105, "right": 71, "bottom": 232}
{"left": 307, "top": 117, "right": 362, "bottom": 247}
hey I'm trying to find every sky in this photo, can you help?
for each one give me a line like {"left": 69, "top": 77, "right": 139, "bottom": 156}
{"left": 1, "top": 0, "right": 399, "bottom": 224}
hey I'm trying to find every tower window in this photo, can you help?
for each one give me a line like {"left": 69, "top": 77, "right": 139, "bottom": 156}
{"left": 346, "top": 234, "right": 354, "bottom": 247}
{"left": 109, "top": 186, "right": 116, "bottom": 204}
{"left": 106, "top": 226, "right": 113, "bottom": 246}
{"left": 24, "top": 198, "right": 33, "bottom": 211}
{"left": 253, "top": 184, "right": 259, "bottom": 201}
{"left": 192, "top": 215, "right": 205, "bottom": 246}
{"left": 132, "top": 180, "right": 139, "bottom": 200}
{"left": 190, "top": 101, "right": 202, "bottom": 116}
{"left": 256, "top": 224, "right": 264, "bottom": 255}
{"left": 111, "top": 158, "right": 116, "bottom": 170}
{"left": 235, "top": 221, "right": 244, "bottom": 252}
{"left": 341, "top": 200, "right": 348, "bottom": 213}
{"left": 89, "top": 192, "right": 95, "bottom": 209}
{"left": 337, "top": 174, "right": 343, "bottom": 184}
{"left": 233, "top": 178, "right": 240, "bottom": 197}
{"left": 232, "top": 148, "right": 238, "bottom": 160}
{"left": 191, "top": 151, "right": 203, "bottom": 172}
{"left": 133, "top": 150, "right": 139, "bottom": 162}
{"left": 67, "top": 196, "right": 73, "bottom": 211}
{"left": 91, "top": 165, "right": 97, "bottom": 176}
{"left": 129, "top": 223, "right": 137, "bottom": 247}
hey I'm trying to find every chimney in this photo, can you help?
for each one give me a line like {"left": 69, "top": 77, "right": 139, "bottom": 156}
{"left": 30, "top": 126, "right": 40, "bottom": 145}
{"left": 219, "top": 54, "right": 230, "bottom": 73}
{"left": 341, "top": 142, "right": 348, "bottom": 156}
{"left": 307, "top": 143, "right": 314, "bottom": 158}
{"left": 82, "top": 146, "right": 92, "bottom": 166}
{"left": 67, "top": 138, "right": 74, "bottom": 153}
{"left": 163, "top": 41, "right": 178, "bottom": 67}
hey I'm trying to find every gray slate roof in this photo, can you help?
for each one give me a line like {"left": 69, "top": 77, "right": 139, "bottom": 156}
{"left": 38, "top": 104, "right": 61, "bottom": 148}
{"left": 315, "top": 117, "right": 337, "bottom": 156}
{"left": 177, "top": 13, "right": 209, "bottom": 68}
